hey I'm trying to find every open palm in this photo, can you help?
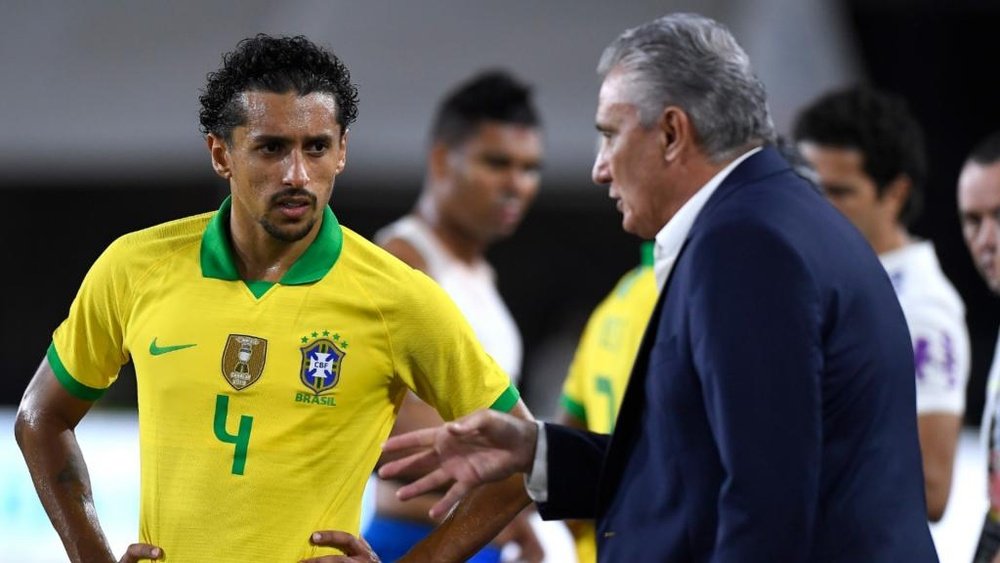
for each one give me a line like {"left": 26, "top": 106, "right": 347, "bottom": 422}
{"left": 379, "top": 409, "right": 538, "bottom": 519}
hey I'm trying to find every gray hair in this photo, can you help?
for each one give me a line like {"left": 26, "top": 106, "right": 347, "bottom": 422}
{"left": 598, "top": 13, "right": 775, "bottom": 161}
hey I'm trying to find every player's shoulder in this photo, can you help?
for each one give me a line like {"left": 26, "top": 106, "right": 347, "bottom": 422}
{"left": 112, "top": 211, "right": 213, "bottom": 255}
{"left": 612, "top": 266, "right": 658, "bottom": 297}
{"left": 335, "top": 226, "right": 467, "bottom": 334}
{"left": 99, "top": 210, "right": 213, "bottom": 273}
{"left": 337, "top": 226, "right": 436, "bottom": 292}
{"left": 893, "top": 243, "right": 966, "bottom": 317}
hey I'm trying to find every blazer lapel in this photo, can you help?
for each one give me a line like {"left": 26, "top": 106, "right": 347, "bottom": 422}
{"left": 595, "top": 261, "right": 670, "bottom": 514}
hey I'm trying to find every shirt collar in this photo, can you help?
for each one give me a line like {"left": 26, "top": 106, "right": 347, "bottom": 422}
{"left": 653, "top": 146, "right": 762, "bottom": 289}
{"left": 200, "top": 196, "right": 344, "bottom": 284}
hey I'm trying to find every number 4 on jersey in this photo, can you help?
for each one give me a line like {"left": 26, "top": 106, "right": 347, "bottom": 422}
{"left": 213, "top": 394, "right": 253, "bottom": 475}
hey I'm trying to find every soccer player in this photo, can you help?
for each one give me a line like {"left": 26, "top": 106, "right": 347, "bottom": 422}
{"left": 366, "top": 70, "right": 544, "bottom": 562}
{"left": 556, "top": 241, "right": 657, "bottom": 562}
{"left": 958, "top": 131, "right": 1000, "bottom": 562}
{"left": 794, "top": 86, "right": 970, "bottom": 521}
{"left": 14, "top": 35, "right": 533, "bottom": 563}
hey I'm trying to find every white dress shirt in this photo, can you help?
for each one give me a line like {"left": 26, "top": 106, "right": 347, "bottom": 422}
{"left": 527, "top": 147, "right": 762, "bottom": 502}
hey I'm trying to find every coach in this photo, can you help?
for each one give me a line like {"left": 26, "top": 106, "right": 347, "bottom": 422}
{"left": 382, "top": 13, "right": 937, "bottom": 562}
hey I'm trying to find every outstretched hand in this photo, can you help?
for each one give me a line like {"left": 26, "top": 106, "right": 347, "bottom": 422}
{"left": 378, "top": 409, "right": 538, "bottom": 519}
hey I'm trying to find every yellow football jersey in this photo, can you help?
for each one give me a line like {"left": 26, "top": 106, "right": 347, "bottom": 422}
{"left": 559, "top": 243, "right": 658, "bottom": 562}
{"left": 49, "top": 197, "right": 518, "bottom": 562}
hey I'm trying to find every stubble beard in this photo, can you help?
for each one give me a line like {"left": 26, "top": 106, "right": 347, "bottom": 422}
{"left": 260, "top": 216, "right": 317, "bottom": 243}
{"left": 259, "top": 188, "right": 320, "bottom": 243}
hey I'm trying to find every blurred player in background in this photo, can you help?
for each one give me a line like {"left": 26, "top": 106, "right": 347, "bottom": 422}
{"left": 367, "top": 70, "right": 545, "bottom": 562}
{"left": 957, "top": 131, "right": 1000, "bottom": 562}
{"left": 556, "top": 241, "right": 657, "bottom": 562}
{"left": 795, "top": 86, "right": 970, "bottom": 521}
{"left": 14, "top": 35, "right": 535, "bottom": 563}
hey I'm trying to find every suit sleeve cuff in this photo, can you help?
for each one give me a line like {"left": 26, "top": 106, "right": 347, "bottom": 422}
{"left": 524, "top": 420, "right": 548, "bottom": 502}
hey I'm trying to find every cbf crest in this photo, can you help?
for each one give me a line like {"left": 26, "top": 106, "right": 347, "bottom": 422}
{"left": 221, "top": 334, "right": 268, "bottom": 390}
{"left": 299, "top": 331, "right": 348, "bottom": 396}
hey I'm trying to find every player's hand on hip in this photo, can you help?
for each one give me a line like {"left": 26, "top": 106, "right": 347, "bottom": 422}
{"left": 379, "top": 408, "right": 538, "bottom": 519}
{"left": 118, "top": 543, "right": 164, "bottom": 562}
{"left": 300, "top": 531, "right": 379, "bottom": 562}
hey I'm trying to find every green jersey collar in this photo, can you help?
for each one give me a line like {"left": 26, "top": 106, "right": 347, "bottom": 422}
{"left": 200, "top": 196, "right": 343, "bottom": 285}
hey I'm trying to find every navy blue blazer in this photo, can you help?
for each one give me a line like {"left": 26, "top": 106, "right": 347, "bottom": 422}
{"left": 539, "top": 147, "right": 937, "bottom": 562}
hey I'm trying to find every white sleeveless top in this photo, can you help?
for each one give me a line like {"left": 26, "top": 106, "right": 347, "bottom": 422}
{"left": 375, "top": 216, "right": 522, "bottom": 383}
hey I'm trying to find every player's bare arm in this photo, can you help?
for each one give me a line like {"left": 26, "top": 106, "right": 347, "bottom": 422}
{"left": 15, "top": 357, "right": 164, "bottom": 563}
{"left": 393, "top": 400, "right": 538, "bottom": 562}
{"left": 918, "top": 412, "right": 962, "bottom": 521}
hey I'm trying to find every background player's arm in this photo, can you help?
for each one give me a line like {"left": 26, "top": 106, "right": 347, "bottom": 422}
{"left": 399, "top": 400, "right": 538, "bottom": 562}
{"left": 14, "top": 357, "right": 162, "bottom": 563}
{"left": 909, "top": 312, "right": 970, "bottom": 522}
{"left": 918, "top": 412, "right": 961, "bottom": 521}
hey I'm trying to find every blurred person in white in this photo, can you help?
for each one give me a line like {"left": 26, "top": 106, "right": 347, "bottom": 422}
{"left": 958, "top": 131, "right": 1000, "bottom": 563}
{"left": 367, "top": 70, "right": 545, "bottom": 563}
{"left": 795, "top": 86, "right": 970, "bottom": 522}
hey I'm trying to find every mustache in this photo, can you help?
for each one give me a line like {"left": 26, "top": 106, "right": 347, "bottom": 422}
{"left": 270, "top": 188, "right": 317, "bottom": 207}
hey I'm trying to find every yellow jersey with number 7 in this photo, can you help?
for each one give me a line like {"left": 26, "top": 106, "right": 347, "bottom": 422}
{"left": 559, "top": 243, "right": 658, "bottom": 562}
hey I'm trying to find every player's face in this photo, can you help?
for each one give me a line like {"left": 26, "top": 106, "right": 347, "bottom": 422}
{"left": 210, "top": 91, "right": 347, "bottom": 243}
{"left": 958, "top": 159, "right": 1000, "bottom": 293}
{"left": 436, "top": 122, "right": 542, "bottom": 243}
{"left": 798, "top": 143, "right": 891, "bottom": 245}
{"left": 592, "top": 71, "right": 672, "bottom": 239}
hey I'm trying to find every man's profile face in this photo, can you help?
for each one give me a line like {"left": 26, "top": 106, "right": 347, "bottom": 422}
{"left": 210, "top": 91, "right": 347, "bottom": 243}
{"left": 592, "top": 70, "right": 670, "bottom": 239}
{"left": 797, "top": 143, "right": 891, "bottom": 246}
{"left": 435, "top": 122, "right": 543, "bottom": 243}
{"left": 958, "top": 159, "right": 1000, "bottom": 293}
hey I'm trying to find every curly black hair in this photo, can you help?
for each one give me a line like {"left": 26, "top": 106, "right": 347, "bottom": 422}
{"left": 793, "top": 86, "right": 926, "bottom": 225}
{"left": 430, "top": 69, "right": 540, "bottom": 147}
{"left": 199, "top": 34, "right": 359, "bottom": 140}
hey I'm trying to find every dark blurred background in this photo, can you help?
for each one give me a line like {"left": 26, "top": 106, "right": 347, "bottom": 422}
{"left": 2, "top": 0, "right": 999, "bottom": 425}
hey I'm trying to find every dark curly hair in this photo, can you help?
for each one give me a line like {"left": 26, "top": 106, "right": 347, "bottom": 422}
{"left": 793, "top": 86, "right": 926, "bottom": 225}
{"left": 430, "top": 70, "right": 540, "bottom": 147}
{"left": 199, "top": 34, "right": 359, "bottom": 141}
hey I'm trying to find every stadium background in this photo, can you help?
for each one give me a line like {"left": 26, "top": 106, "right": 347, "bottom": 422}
{"left": 1, "top": 1, "right": 998, "bottom": 560}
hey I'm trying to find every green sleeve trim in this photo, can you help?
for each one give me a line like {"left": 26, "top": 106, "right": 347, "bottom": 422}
{"left": 47, "top": 342, "right": 106, "bottom": 401}
{"left": 559, "top": 394, "right": 587, "bottom": 423}
{"left": 488, "top": 384, "right": 521, "bottom": 413}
